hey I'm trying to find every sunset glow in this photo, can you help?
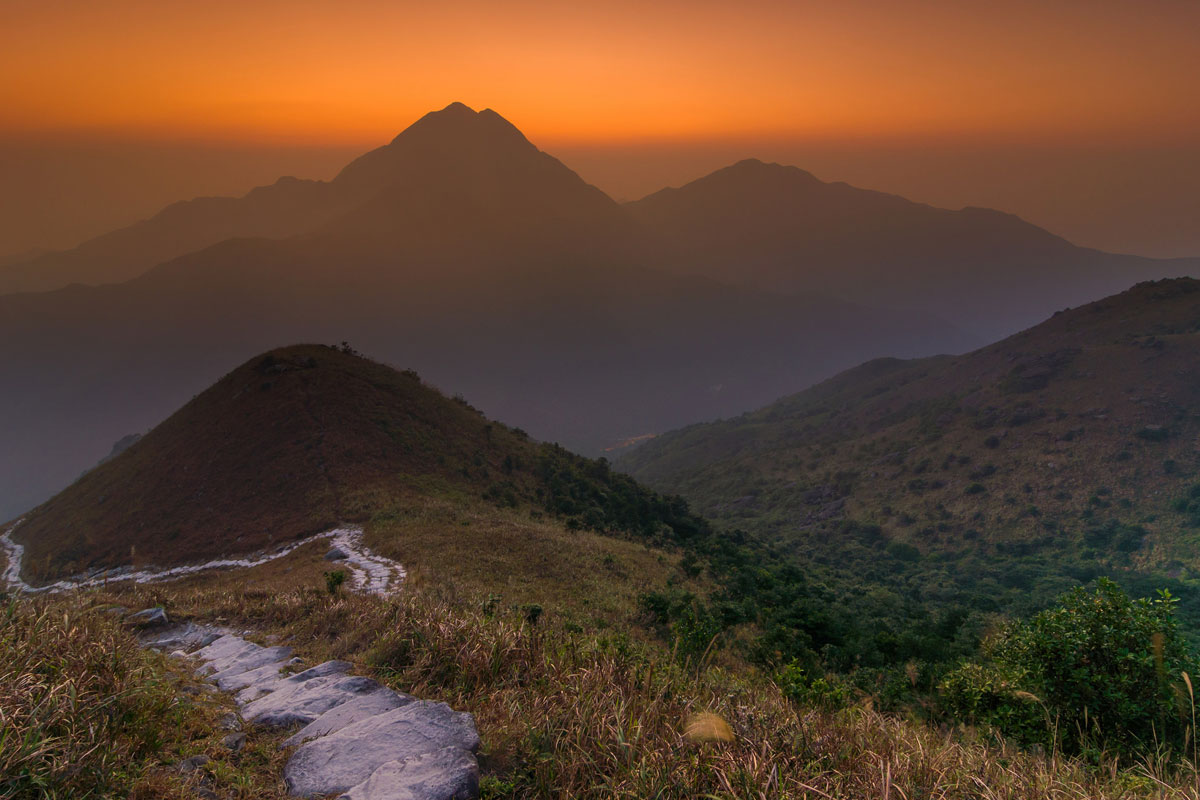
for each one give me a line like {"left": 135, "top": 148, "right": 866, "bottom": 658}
{"left": 3, "top": 0, "right": 1198, "bottom": 147}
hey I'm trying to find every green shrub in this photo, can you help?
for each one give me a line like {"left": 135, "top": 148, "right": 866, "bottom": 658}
{"left": 939, "top": 661, "right": 1048, "bottom": 745}
{"left": 940, "top": 579, "right": 1197, "bottom": 761}
{"left": 324, "top": 569, "right": 347, "bottom": 595}
{"left": 776, "top": 659, "right": 854, "bottom": 710}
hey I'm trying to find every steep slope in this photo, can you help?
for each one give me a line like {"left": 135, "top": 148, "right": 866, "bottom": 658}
{"left": 7, "top": 344, "right": 705, "bottom": 586}
{"left": 622, "top": 278, "right": 1200, "bottom": 617}
{"left": 0, "top": 105, "right": 972, "bottom": 522}
{"left": 628, "top": 159, "right": 1198, "bottom": 340}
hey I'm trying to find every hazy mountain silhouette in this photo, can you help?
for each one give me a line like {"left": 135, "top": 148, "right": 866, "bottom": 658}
{"left": 627, "top": 159, "right": 1198, "bottom": 340}
{"left": 0, "top": 103, "right": 631, "bottom": 294}
{"left": 0, "top": 176, "right": 349, "bottom": 294}
{"left": 0, "top": 104, "right": 971, "bottom": 522}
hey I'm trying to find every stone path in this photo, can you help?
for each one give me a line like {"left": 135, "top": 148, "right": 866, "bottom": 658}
{"left": 2, "top": 518, "right": 473, "bottom": 797}
{"left": 0, "top": 523, "right": 404, "bottom": 596}
{"left": 143, "top": 619, "right": 480, "bottom": 800}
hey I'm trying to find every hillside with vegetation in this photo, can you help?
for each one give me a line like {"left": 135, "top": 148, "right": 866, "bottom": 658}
{"left": 623, "top": 278, "right": 1200, "bottom": 656}
{"left": 0, "top": 102, "right": 973, "bottom": 525}
{"left": 8, "top": 343, "right": 703, "bottom": 590}
{"left": 6, "top": 537, "right": 1200, "bottom": 798}
{"left": 9, "top": 332, "right": 1200, "bottom": 794}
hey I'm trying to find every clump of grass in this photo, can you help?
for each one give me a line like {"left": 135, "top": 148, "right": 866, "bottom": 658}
{"left": 0, "top": 594, "right": 294, "bottom": 799}
{"left": 0, "top": 595, "right": 185, "bottom": 796}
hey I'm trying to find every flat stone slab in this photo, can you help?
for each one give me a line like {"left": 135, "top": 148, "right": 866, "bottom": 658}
{"left": 209, "top": 645, "right": 294, "bottom": 684}
{"left": 216, "top": 658, "right": 294, "bottom": 692}
{"left": 195, "top": 635, "right": 260, "bottom": 673}
{"left": 284, "top": 690, "right": 415, "bottom": 748}
{"left": 248, "top": 675, "right": 389, "bottom": 729}
{"left": 235, "top": 660, "right": 353, "bottom": 706}
{"left": 341, "top": 745, "right": 479, "bottom": 800}
{"left": 284, "top": 701, "right": 479, "bottom": 798}
{"left": 126, "top": 607, "right": 169, "bottom": 627}
{"left": 141, "top": 622, "right": 222, "bottom": 652}
{"left": 167, "top": 625, "right": 479, "bottom": 800}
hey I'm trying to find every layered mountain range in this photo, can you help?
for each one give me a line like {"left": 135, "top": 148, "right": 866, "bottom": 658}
{"left": 0, "top": 103, "right": 1192, "bottom": 521}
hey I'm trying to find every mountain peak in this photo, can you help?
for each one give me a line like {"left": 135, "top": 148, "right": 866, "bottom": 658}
{"left": 439, "top": 100, "right": 476, "bottom": 114}
{"left": 385, "top": 101, "right": 530, "bottom": 149}
{"left": 332, "top": 102, "right": 540, "bottom": 195}
{"left": 720, "top": 158, "right": 818, "bottom": 183}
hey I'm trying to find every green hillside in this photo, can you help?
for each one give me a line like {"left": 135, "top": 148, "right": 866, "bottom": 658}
{"left": 623, "top": 278, "right": 1200, "bottom": 641}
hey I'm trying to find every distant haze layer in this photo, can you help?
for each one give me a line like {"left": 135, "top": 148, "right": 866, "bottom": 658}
{"left": 2, "top": 136, "right": 1198, "bottom": 262}
{"left": 2, "top": 0, "right": 1197, "bottom": 259}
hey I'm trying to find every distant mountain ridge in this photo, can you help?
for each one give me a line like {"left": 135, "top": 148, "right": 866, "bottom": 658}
{"left": 4, "top": 109, "right": 1192, "bottom": 340}
{"left": 0, "top": 104, "right": 974, "bottom": 522}
{"left": 0, "top": 102, "right": 631, "bottom": 295}
{"left": 626, "top": 158, "right": 1197, "bottom": 340}
{"left": 0, "top": 102, "right": 1192, "bottom": 521}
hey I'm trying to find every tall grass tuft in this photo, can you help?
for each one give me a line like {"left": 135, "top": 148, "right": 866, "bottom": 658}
{"left": 0, "top": 595, "right": 186, "bottom": 798}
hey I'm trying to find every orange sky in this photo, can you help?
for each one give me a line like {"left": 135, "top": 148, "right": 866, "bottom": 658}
{"left": 1, "top": 0, "right": 1197, "bottom": 261}
{"left": 2, "top": 0, "right": 1198, "bottom": 147}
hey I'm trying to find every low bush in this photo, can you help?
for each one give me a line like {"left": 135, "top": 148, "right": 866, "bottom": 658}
{"left": 941, "top": 579, "right": 1199, "bottom": 762}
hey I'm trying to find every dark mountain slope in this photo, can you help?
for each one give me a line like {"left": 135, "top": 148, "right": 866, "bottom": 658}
{"left": 0, "top": 235, "right": 964, "bottom": 522}
{"left": 8, "top": 344, "right": 703, "bottom": 584}
{"left": 622, "top": 278, "right": 1200, "bottom": 606}
{"left": 628, "top": 159, "right": 1198, "bottom": 340}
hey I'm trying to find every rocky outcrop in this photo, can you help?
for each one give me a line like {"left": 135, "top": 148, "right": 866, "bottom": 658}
{"left": 146, "top": 622, "right": 479, "bottom": 800}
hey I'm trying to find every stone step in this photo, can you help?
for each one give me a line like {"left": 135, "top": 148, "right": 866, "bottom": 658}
{"left": 135, "top": 614, "right": 479, "bottom": 800}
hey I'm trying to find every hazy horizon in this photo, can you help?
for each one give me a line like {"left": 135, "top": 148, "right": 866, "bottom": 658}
{"left": 3, "top": 0, "right": 1198, "bottom": 261}
{"left": 2, "top": 133, "right": 1199, "bottom": 263}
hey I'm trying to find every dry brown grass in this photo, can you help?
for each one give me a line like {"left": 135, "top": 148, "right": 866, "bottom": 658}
{"left": 90, "top": 562, "right": 1200, "bottom": 800}
{"left": 0, "top": 594, "right": 292, "bottom": 799}
{"left": 10, "top": 344, "right": 546, "bottom": 582}
{"left": 363, "top": 494, "right": 698, "bottom": 626}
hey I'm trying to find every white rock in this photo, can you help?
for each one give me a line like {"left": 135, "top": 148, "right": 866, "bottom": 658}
{"left": 126, "top": 607, "right": 169, "bottom": 626}
{"left": 216, "top": 658, "right": 293, "bottom": 692}
{"left": 340, "top": 746, "right": 479, "bottom": 800}
{"left": 248, "top": 675, "right": 389, "bottom": 728}
{"left": 284, "top": 689, "right": 415, "bottom": 748}
{"left": 195, "top": 635, "right": 258, "bottom": 671}
{"left": 234, "top": 660, "right": 349, "bottom": 705}
{"left": 209, "top": 646, "right": 293, "bottom": 684}
{"left": 283, "top": 701, "right": 479, "bottom": 798}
